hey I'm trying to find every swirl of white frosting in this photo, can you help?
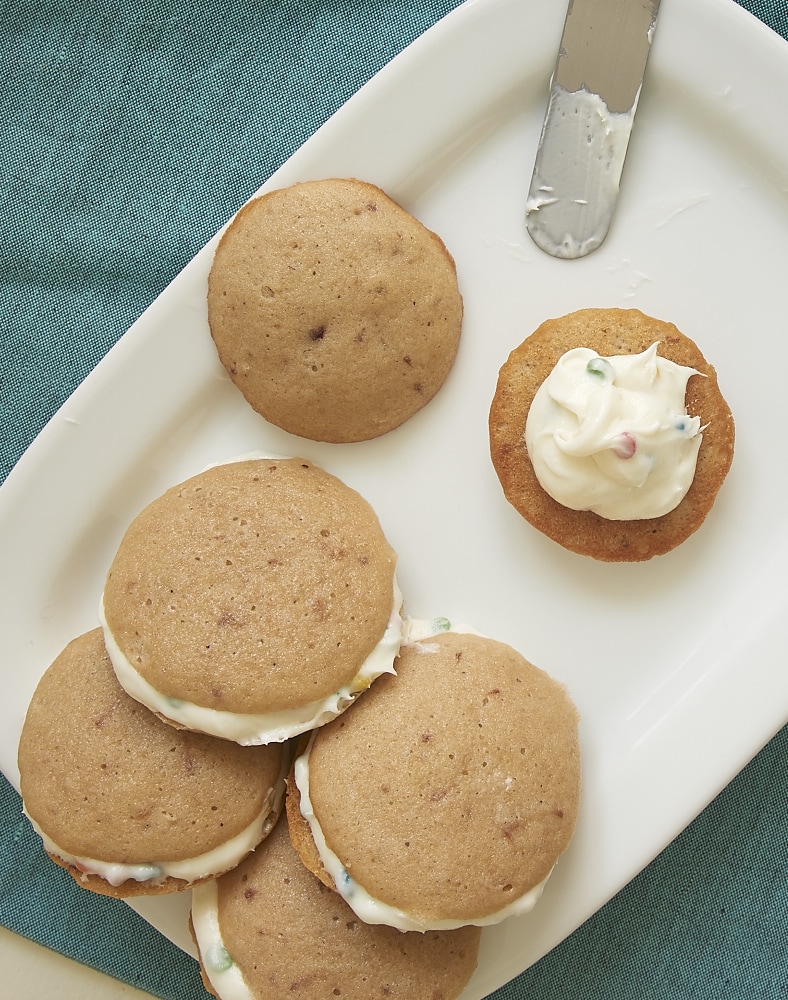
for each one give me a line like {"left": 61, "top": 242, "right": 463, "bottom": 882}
{"left": 525, "top": 343, "right": 703, "bottom": 520}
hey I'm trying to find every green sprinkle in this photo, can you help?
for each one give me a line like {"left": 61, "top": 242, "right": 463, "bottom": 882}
{"left": 586, "top": 357, "right": 613, "bottom": 380}
{"left": 207, "top": 945, "right": 234, "bottom": 972}
{"left": 431, "top": 617, "right": 451, "bottom": 632}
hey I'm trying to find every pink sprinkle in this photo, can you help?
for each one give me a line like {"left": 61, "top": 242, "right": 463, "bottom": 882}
{"left": 613, "top": 432, "right": 637, "bottom": 459}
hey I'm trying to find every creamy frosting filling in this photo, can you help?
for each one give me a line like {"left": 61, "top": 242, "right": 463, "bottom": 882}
{"left": 526, "top": 342, "right": 703, "bottom": 519}
{"left": 99, "top": 579, "right": 403, "bottom": 745}
{"left": 294, "top": 616, "right": 550, "bottom": 932}
{"left": 24, "top": 758, "right": 287, "bottom": 887}
{"left": 191, "top": 879, "right": 254, "bottom": 1000}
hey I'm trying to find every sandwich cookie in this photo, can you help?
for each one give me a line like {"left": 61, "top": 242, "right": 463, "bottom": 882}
{"left": 191, "top": 815, "right": 482, "bottom": 1000}
{"left": 17, "top": 629, "right": 287, "bottom": 897}
{"left": 207, "top": 177, "right": 464, "bottom": 443}
{"left": 287, "top": 621, "right": 581, "bottom": 931}
{"left": 488, "top": 308, "right": 735, "bottom": 561}
{"left": 100, "top": 457, "right": 402, "bottom": 744}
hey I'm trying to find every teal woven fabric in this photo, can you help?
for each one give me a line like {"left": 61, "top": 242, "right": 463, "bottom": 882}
{"left": 490, "top": 724, "right": 788, "bottom": 1000}
{"left": 0, "top": 1, "right": 786, "bottom": 998}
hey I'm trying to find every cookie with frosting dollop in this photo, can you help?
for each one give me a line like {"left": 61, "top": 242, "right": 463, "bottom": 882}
{"left": 488, "top": 308, "right": 735, "bottom": 561}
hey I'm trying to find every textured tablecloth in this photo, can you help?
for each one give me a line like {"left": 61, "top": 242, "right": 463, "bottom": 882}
{"left": 0, "top": 1, "right": 786, "bottom": 998}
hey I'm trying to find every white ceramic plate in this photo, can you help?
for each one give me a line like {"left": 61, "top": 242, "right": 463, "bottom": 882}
{"left": 2, "top": 0, "right": 787, "bottom": 996}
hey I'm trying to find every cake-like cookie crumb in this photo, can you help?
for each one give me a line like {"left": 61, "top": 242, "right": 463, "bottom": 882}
{"left": 208, "top": 177, "right": 463, "bottom": 442}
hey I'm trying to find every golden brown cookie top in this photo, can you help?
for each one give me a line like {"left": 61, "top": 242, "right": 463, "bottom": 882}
{"left": 488, "top": 308, "right": 735, "bottom": 561}
{"left": 102, "top": 457, "right": 397, "bottom": 715}
{"left": 301, "top": 630, "right": 581, "bottom": 925}
{"left": 197, "top": 816, "right": 481, "bottom": 1000}
{"left": 18, "top": 629, "right": 284, "bottom": 865}
{"left": 207, "top": 178, "right": 463, "bottom": 443}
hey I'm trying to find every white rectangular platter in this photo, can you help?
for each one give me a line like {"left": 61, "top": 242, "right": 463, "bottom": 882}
{"left": 1, "top": 0, "right": 787, "bottom": 996}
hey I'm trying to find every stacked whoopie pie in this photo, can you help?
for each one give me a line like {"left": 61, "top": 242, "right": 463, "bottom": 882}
{"left": 17, "top": 456, "right": 403, "bottom": 903}
{"left": 19, "top": 452, "right": 581, "bottom": 1000}
{"left": 17, "top": 179, "right": 583, "bottom": 1000}
{"left": 17, "top": 627, "right": 288, "bottom": 898}
{"left": 187, "top": 614, "right": 580, "bottom": 1000}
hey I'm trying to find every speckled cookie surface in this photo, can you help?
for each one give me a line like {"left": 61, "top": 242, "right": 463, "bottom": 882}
{"left": 207, "top": 178, "right": 463, "bottom": 443}
{"left": 290, "top": 630, "right": 581, "bottom": 924}
{"left": 488, "top": 308, "right": 735, "bottom": 561}
{"left": 17, "top": 629, "right": 285, "bottom": 897}
{"left": 102, "top": 457, "right": 397, "bottom": 715}
{"left": 196, "top": 817, "right": 481, "bottom": 1000}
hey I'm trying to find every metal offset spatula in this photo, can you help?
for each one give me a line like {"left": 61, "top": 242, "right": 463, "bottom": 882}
{"left": 526, "top": 0, "right": 660, "bottom": 259}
